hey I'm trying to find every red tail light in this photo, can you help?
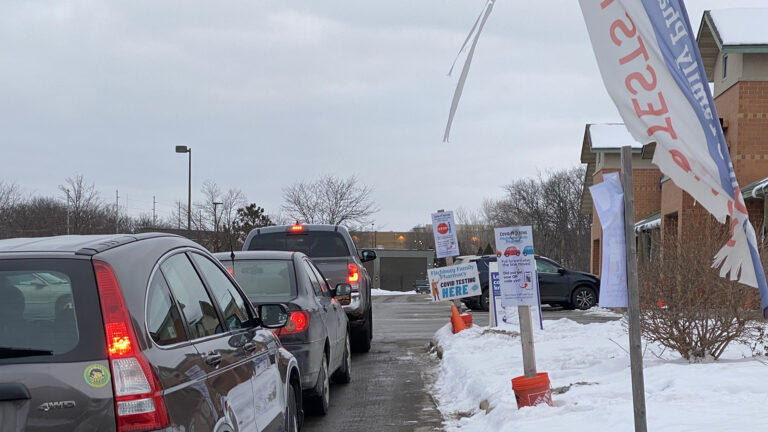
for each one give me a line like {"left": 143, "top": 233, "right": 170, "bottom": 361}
{"left": 280, "top": 311, "right": 310, "bottom": 335}
{"left": 348, "top": 264, "right": 359, "bottom": 283}
{"left": 290, "top": 224, "right": 304, "bottom": 232}
{"left": 94, "top": 261, "right": 169, "bottom": 432}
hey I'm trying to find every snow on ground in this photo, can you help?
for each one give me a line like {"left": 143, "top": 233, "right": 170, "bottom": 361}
{"left": 432, "top": 308, "right": 768, "bottom": 431}
{"left": 371, "top": 288, "right": 417, "bottom": 296}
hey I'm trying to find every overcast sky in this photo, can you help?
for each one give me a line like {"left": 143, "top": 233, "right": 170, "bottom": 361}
{"left": 1, "top": 0, "right": 765, "bottom": 231}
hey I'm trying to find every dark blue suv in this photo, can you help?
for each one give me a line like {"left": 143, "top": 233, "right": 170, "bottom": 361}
{"left": 462, "top": 255, "right": 600, "bottom": 310}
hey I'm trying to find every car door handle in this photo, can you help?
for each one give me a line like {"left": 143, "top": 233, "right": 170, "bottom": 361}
{"left": 204, "top": 353, "right": 222, "bottom": 366}
{"left": 0, "top": 383, "right": 31, "bottom": 402}
{"left": 243, "top": 342, "right": 257, "bottom": 353}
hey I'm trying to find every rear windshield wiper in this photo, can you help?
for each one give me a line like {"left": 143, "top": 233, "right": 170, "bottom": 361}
{"left": 0, "top": 346, "right": 54, "bottom": 359}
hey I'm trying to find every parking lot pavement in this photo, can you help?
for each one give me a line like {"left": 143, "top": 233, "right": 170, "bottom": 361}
{"left": 301, "top": 294, "right": 449, "bottom": 432}
{"left": 301, "top": 294, "right": 621, "bottom": 431}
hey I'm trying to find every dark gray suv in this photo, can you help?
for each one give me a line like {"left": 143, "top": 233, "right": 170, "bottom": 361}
{"left": 243, "top": 224, "right": 376, "bottom": 352}
{"left": 0, "top": 234, "right": 302, "bottom": 432}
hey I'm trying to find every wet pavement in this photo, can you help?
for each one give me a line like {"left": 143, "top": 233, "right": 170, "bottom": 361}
{"left": 301, "top": 294, "right": 621, "bottom": 431}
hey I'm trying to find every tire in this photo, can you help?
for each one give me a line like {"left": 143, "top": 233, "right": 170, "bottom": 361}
{"left": 478, "top": 288, "right": 490, "bottom": 311}
{"left": 571, "top": 286, "right": 597, "bottom": 310}
{"left": 285, "top": 384, "right": 299, "bottom": 432}
{"left": 351, "top": 308, "right": 372, "bottom": 353}
{"left": 332, "top": 332, "right": 352, "bottom": 384}
{"left": 308, "top": 352, "right": 330, "bottom": 415}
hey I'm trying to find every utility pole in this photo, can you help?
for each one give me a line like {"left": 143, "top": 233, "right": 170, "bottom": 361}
{"left": 153, "top": 196, "right": 157, "bottom": 227}
{"left": 213, "top": 201, "right": 223, "bottom": 252}
{"left": 65, "top": 189, "right": 71, "bottom": 235}
{"left": 621, "top": 146, "right": 647, "bottom": 432}
{"left": 115, "top": 190, "right": 119, "bottom": 234}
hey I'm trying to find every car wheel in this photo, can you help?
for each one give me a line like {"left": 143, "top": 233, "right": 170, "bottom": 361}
{"left": 479, "top": 288, "right": 490, "bottom": 311}
{"left": 571, "top": 286, "right": 597, "bottom": 310}
{"left": 352, "top": 308, "right": 372, "bottom": 353}
{"left": 285, "top": 384, "right": 299, "bottom": 432}
{"left": 332, "top": 331, "right": 352, "bottom": 384}
{"left": 308, "top": 352, "right": 330, "bottom": 415}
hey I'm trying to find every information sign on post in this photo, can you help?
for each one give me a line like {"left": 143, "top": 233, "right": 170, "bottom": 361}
{"left": 431, "top": 210, "right": 459, "bottom": 259}
{"left": 488, "top": 262, "right": 503, "bottom": 327}
{"left": 427, "top": 263, "right": 481, "bottom": 302}
{"left": 493, "top": 226, "right": 539, "bottom": 308}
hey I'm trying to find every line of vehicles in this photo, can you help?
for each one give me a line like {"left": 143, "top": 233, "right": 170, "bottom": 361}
{"left": 0, "top": 223, "right": 375, "bottom": 432}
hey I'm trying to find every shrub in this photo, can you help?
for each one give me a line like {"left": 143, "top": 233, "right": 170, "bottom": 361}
{"left": 637, "top": 228, "right": 762, "bottom": 361}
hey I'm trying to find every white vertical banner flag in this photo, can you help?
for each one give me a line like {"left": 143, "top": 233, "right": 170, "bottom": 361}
{"left": 494, "top": 226, "right": 540, "bottom": 308}
{"left": 579, "top": 0, "right": 768, "bottom": 317}
{"left": 590, "top": 172, "right": 628, "bottom": 307}
{"left": 431, "top": 211, "right": 460, "bottom": 258}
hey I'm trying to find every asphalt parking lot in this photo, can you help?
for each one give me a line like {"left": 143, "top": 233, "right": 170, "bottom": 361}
{"left": 301, "top": 294, "right": 620, "bottom": 431}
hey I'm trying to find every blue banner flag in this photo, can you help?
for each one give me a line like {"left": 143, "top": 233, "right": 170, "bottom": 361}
{"left": 580, "top": 0, "right": 768, "bottom": 316}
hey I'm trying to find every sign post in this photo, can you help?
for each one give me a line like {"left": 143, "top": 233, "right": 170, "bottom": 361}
{"left": 621, "top": 146, "right": 648, "bottom": 432}
{"left": 494, "top": 226, "right": 541, "bottom": 378}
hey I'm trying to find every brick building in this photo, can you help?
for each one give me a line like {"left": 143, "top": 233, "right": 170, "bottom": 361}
{"left": 580, "top": 123, "right": 661, "bottom": 275}
{"left": 583, "top": 9, "right": 768, "bottom": 278}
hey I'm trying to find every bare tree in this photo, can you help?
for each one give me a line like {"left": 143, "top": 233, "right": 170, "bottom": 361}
{"left": 281, "top": 174, "right": 378, "bottom": 227}
{"left": 58, "top": 174, "right": 105, "bottom": 234}
{"left": 485, "top": 166, "right": 591, "bottom": 270}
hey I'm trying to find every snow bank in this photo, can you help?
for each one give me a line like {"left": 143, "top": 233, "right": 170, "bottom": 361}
{"left": 432, "top": 312, "right": 768, "bottom": 431}
{"left": 371, "top": 288, "right": 416, "bottom": 296}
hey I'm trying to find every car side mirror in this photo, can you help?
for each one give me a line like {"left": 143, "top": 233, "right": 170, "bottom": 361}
{"left": 258, "top": 304, "right": 290, "bottom": 329}
{"left": 334, "top": 283, "right": 353, "bottom": 305}
{"left": 557, "top": 268, "right": 566, "bottom": 275}
{"left": 360, "top": 249, "right": 377, "bottom": 262}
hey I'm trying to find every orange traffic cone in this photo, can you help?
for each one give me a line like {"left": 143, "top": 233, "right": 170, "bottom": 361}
{"left": 451, "top": 305, "right": 468, "bottom": 334}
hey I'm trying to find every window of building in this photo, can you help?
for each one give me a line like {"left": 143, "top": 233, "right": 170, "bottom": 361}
{"left": 722, "top": 54, "right": 728, "bottom": 80}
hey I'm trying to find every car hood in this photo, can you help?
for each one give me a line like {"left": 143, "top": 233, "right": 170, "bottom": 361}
{"left": 572, "top": 270, "right": 600, "bottom": 281}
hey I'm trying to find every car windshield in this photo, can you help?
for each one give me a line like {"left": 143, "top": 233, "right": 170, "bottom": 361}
{"left": 247, "top": 231, "right": 350, "bottom": 258}
{"left": 223, "top": 259, "right": 297, "bottom": 299}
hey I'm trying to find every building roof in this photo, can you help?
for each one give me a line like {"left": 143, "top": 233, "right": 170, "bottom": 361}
{"left": 634, "top": 211, "right": 661, "bottom": 233}
{"left": 579, "top": 123, "right": 646, "bottom": 215}
{"left": 698, "top": 9, "right": 768, "bottom": 81}
{"left": 741, "top": 176, "right": 768, "bottom": 200}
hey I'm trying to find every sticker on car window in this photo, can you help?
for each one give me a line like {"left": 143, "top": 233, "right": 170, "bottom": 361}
{"left": 83, "top": 364, "right": 110, "bottom": 388}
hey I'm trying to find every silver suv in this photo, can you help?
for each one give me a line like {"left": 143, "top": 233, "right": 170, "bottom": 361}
{"left": 243, "top": 224, "right": 377, "bottom": 352}
{"left": 0, "top": 234, "right": 302, "bottom": 432}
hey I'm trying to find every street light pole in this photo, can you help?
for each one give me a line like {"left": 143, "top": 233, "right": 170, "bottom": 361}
{"left": 175, "top": 146, "right": 192, "bottom": 231}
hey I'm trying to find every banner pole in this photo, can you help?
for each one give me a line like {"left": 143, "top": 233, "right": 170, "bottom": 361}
{"left": 621, "top": 146, "right": 648, "bottom": 432}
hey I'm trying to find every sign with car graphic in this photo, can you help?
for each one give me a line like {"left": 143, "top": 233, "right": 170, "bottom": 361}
{"left": 494, "top": 226, "right": 540, "bottom": 308}
{"left": 427, "top": 262, "right": 481, "bottom": 302}
{"left": 431, "top": 210, "right": 459, "bottom": 258}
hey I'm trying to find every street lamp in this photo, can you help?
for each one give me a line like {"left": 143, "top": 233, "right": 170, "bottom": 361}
{"left": 175, "top": 145, "right": 192, "bottom": 231}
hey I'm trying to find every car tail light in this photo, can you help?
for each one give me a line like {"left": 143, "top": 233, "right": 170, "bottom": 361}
{"left": 348, "top": 263, "right": 360, "bottom": 292}
{"left": 290, "top": 224, "right": 304, "bottom": 232}
{"left": 280, "top": 311, "right": 309, "bottom": 335}
{"left": 94, "top": 261, "right": 169, "bottom": 432}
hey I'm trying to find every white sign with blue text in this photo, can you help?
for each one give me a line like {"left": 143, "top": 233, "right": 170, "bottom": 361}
{"left": 427, "top": 262, "right": 481, "bottom": 302}
{"left": 431, "top": 211, "right": 460, "bottom": 259}
{"left": 488, "top": 261, "right": 503, "bottom": 327}
{"left": 494, "top": 226, "right": 540, "bottom": 308}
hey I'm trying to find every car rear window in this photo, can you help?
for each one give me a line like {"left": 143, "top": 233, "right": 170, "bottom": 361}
{"left": 223, "top": 259, "right": 297, "bottom": 299}
{"left": 247, "top": 231, "right": 350, "bottom": 258}
{"left": 0, "top": 258, "right": 105, "bottom": 364}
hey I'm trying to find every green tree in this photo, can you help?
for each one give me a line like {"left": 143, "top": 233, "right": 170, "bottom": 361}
{"left": 483, "top": 243, "right": 494, "bottom": 255}
{"left": 233, "top": 204, "right": 273, "bottom": 244}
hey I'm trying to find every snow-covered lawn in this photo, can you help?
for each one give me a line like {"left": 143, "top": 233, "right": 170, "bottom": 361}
{"left": 370, "top": 288, "right": 417, "bottom": 296}
{"left": 432, "top": 308, "right": 768, "bottom": 431}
